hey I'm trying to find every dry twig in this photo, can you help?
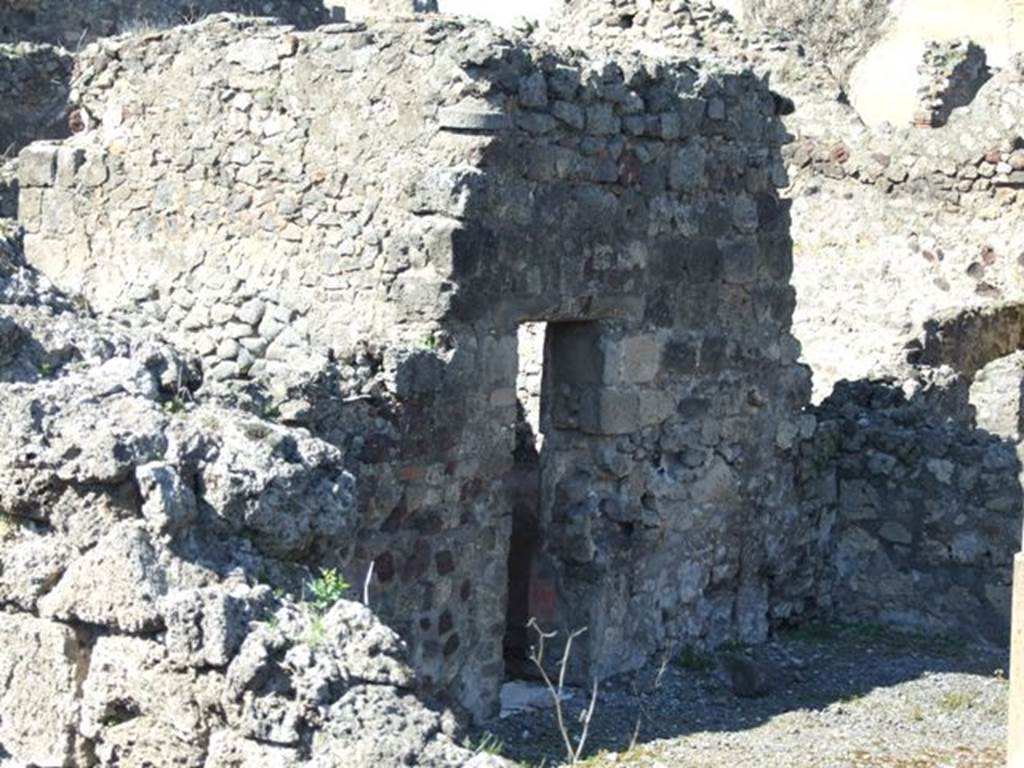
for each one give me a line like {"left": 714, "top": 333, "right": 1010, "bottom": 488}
{"left": 526, "top": 618, "right": 599, "bottom": 765}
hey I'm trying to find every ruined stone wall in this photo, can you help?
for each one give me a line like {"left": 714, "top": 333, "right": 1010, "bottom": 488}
{"left": 19, "top": 13, "right": 815, "bottom": 715}
{"left": 914, "top": 40, "right": 989, "bottom": 128}
{"left": 786, "top": 69, "right": 1024, "bottom": 217}
{"left": 546, "top": 0, "right": 1024, "bottom": 400}
{"left": 545, "top": 0, "right": 1024, "bottom": 649}
{"left": 736, "top": 0, "right": 892, "bottom": 83}
{"left": 800, "top": 372, "right": 1021, "bottom": 644}
{"left": 0, "top": 0, "right": 326, "bottom": 46}
{"left": 780, "top": 63, "right": 1024, "bottom": 399}
{"left": 847, "top": 0, "right": 1024, "bottom": 127}
{"left": 0, "top": 230, "right": 488, "bottom": 766}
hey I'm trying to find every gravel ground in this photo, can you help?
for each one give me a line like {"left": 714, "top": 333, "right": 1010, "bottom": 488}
{"left": 471, "top": 623, "right": 1010, "bottom": 768}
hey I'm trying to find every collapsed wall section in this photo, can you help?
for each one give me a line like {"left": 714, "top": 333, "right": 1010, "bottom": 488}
{"left": 20, "top": 13, "right": 813, "bottom": 714}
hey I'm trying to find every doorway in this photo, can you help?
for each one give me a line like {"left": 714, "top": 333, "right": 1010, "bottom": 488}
{"left": 503, "top": 321, "right": 546, "bottom": 674}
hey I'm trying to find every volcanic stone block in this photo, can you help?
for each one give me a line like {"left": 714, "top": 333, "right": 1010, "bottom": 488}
{"left": 17, "top": 143, "right": 58, "bottom": 187}
{"left": 0, "top": 613, "right": 82, "bottom": 767}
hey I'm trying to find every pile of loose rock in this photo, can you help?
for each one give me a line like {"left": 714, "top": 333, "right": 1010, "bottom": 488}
{"left": 0, "top": 228, "right": 503, "bottom": 766}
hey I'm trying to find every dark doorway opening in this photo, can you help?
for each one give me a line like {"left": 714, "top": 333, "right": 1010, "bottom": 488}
{"left": 503, "top": 321, "right": 546, "bottom": 676}
{"left": 503, "top": 319, "right": 606, "bottom": 677}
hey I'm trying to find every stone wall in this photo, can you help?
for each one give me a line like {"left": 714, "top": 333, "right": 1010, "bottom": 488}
{"left": 800, "top": 371, "right": 1021, "bottom": 644}
{"left": 781, "top": 62, "right": 1024, "bottom": 399}
{"left": 543, "top": 0, "right": 1024, "bottom": 402}
{"left": 0, "top": 0, "right": 326, "bottom": 46}
{"left": 19, "top": 13, "right": 814, "bottom": 716}
{"left": 549, "top": 2, "right": 1024, "bottom": 653}
{"left": 0, "top": 236, "right": 493, "bottom": 766}
{"left": 847, "top": 0, "right": 1024, "bottom": 127}
{"left": 785, "top": 69, "right": 1024, "bottom": 216}
{"left": 736, "top": 0, "right": 892, "bottom": 83}
{"left": 914, "top": 39, "right": 989, "bottom": 128}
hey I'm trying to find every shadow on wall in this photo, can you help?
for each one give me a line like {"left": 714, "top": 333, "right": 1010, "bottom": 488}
{"left": 424, "top": 46, "right": 816, "bottom": 693}
{"left": 801, "top": 296, "right": 1024, "bottom": 646}
{"left": 251, "top": 41, "right": 810, "bottom": 717}
{"left": 803, "top": 371, "right": 1022, "bottom": 647}
{"left": 10, "top": 11, "right": 1017, "bottom": 740}
{"left": 0, "top": 43, "right": 74, "bottom": 218}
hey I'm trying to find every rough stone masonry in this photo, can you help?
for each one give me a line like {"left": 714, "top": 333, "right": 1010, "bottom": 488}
{"left": 0, "top": 223, "right": 502, "bottom": 768}
{"left": 0, "top": 0, "right": 327, "bottom": 45}
{"left": 9, "top": 0, "right": 1024, "bottom": 751}
{"left": 19, "top": 12, "right": 814, "bottom": 718}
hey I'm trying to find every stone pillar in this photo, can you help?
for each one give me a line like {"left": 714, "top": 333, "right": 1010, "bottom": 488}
{"left": 1011, "top": 553, "right": 1024, "bottom": 767}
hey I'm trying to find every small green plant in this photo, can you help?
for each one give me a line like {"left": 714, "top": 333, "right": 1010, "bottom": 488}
{"left": 0, "top": 513, "right": 20, "bottom": 541}
{"left": 70, "top": 293, "right": 92, "bottom": 315}
{"left": 938, "top": 690, "right": 976, "bottom": 713}
{"left": 421, "top": 333, "right": 440, "bottom": 351}
{"left": 300, "top": 569, "right": 351, "bottom": 649}
{"left": 261, "top": 402, "right": 281, "bottom": 420}
{"left": 474, "top": 732, "right": 505, "bottom": 757}
{"left": 306, "top": 613, "right": 326, "bottom": 648}
{"left": 307, "top": 568, "right": 351, "bottom": 614}
{"left": 198, "top": 412, "right": 222, "bottom": 432}
{"left": 37, "top": 361, "right": 55, "bottom": 379}
{"left": 676, "top": 645, "right": 713, "bottom": 674}
{"left": 163, "top": 393, "right": 188, "bottom": 417}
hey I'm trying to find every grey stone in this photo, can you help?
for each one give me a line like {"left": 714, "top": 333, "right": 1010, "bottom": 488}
{"left": 137, "top": 462, "right": 198, "bottom": 537}
{"left": 164, "top": 586, "right": 267, "bottom": 668}
{"left": 722, "top": 654, "right": 771, "bottom": 698}
{"left": 17, "top": 143, "right": 58, "bottom": 187}
{"left": 586, "top": 102, "right": 620, "bottom": 135}
{"left": 552, "top": 100, "right": 585, "bottom": 130}
{"left": 878, "top": 521, "right": 913, "bottom": 545}
{"left": 39, "top": 521, "right": 168, "bottom": 633}
{"left": 0, "top": 534, "right": 71, "bottom": 611}
{"left": 669, "top": 144, "right": 706, "bottom": 190}
{"left": 237, "top": 297, "right": 266, "bottom": 326}
{"left": 78, "top": 635, "right": 215, "bottom": 767}
{"left": 518, "top": 71, "right": 549, "bottom": 108}
{"left": 0, "top": 613, "right": 82, "bottom": 767}
{"left": 438, "top": 107, "right": 509, "bottom": 132}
